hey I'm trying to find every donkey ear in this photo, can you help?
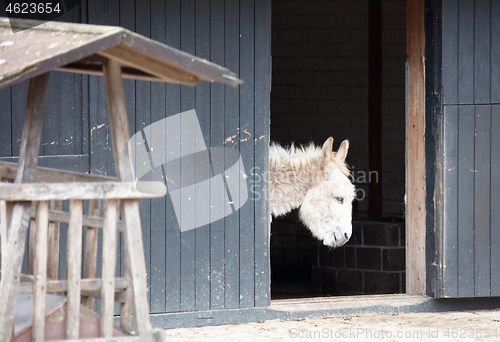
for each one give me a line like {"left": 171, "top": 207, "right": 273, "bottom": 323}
{"left": 335, "top": 139, "right": 349, "bottom": 162}
{"left": 321, "top": 137, "right": 334, "bottom": 168}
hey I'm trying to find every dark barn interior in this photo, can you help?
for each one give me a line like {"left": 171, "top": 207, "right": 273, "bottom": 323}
{"left": 270, "top": 0, "right": 407, "bottom": 299}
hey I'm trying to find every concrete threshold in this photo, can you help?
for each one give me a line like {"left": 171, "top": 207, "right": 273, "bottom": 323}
{"left": 147, "top": 294, "right": 500, "bottom": 329}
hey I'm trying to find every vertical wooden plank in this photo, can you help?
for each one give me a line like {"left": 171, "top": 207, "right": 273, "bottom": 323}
{"left": 179, "top": 0, "right": 197, "bottom": 313}
{"left": 210, "top": 0, "right": 226, "bottom": 310}
{"left": 0, "top": 87, "right": 12, "bottom": 158}
{"left": 194, "top": 0, "right": 211, "bottom": 312}
{"left": 490, "top": 105, "right": 500, "bottom": 296}
{"left": 43, "top": 67, "right": 61, "bottom": 157}
{"left": 238, "top": 0, "right": 256, "bottom": 309}
{"left": 474, "top": 0, "right": 491, "bottom": 104}
{"left": 443, "top": 105, "right": 458, "bottom": 297}
{"left": 254, "top": 0, "right": 271, "bottom": 307}
{"left": 11, "top": 82, "right": 29, "bottom": 158}
{"left": 0, "top": 198, "right": 8, "bottom": 271}
{"left": 457, "top": 0, "right": 474, "bottom": 104}
{"left": 474, "top": 105, "right": 491, "bottom": 296}
{"left": 224, "top": 0, "right": 240, "bottom": 310}
{"left": 406, "top": 0, "right": 426, "bottom": 295}
{"left": 103, "top": 59, "right": 152, "bottom": 338}
{"left": 101, "top": 199, "right": 118, "bottom": 338}
{"left": 32, "top": 201, "right": 49, "bottom": 342}
{"left": 47, "top": 200, "right": 62, "bottom": 280}
{"left": 0, "top": 73, "right": 49, "bottom": 342}
{"left": 135, "top": 0, "right": 152, "bottom": 309}
{"left": 119, "top": 203, "right": 132, "bottom": 333}
{"left": 28, "top": 215, "right": 36, "bottom": 275}
{"left": 442, "top": 0, "right": 458, "bottom": 104}
{"left": 165, "top": 0, "right": 182, "bottom": 314}
{"left": 66, "top": 199, "right": 83, "bottom": 340}
{"left": 82, "top": 199, "right": 100, "bottom": 309}
{"left": 150, "top": 0, "right": 167, "bottom": 314}
{"left": 0, "top": 86, "right": 11, "bottom": 272}
{"left": 457, "top": 105, "right": 474, "bottom": 297}
{"left": 492, "top": 1, "right": 500, "bottom": 104}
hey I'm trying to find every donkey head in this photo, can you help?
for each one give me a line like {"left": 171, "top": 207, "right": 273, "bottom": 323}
{"left": 299, "top": 137, "right": 355, "bottom": 247}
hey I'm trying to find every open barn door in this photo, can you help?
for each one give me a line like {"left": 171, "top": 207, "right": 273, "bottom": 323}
{"left": 429, "top": 0, "right": 500, "bottom": 298}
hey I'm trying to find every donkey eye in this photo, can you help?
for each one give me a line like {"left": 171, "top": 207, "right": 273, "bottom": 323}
{"left": 334, "top": 196, "right": 344, "bottom": 204}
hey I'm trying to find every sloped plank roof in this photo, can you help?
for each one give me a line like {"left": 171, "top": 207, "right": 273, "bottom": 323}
{"left": 0, "top": 18, "right": 242, "bottom": 88}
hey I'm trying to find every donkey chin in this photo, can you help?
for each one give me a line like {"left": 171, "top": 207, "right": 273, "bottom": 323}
{"left": 321, "top": 225, "right": 352, "bottom": 247}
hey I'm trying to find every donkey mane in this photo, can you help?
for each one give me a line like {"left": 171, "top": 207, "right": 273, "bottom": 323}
{"left": 269, "top": 142, "right": 350, "bottom": 177}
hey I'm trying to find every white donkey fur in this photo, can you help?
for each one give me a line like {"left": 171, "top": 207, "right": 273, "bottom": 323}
{"left": 269, "top": 137, "right": 355, "bottom": 247}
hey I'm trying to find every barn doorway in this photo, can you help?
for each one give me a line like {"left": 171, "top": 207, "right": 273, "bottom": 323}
{"left": 270, "top": 0, "right": 407, "bottom": 299}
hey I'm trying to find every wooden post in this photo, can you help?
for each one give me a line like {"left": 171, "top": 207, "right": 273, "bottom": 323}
{"left": 369, "top": 0, "right": 383, "bottom": 218}
{"left": 0, "top": 72, "right": 49, "bottom": 342}
{"left": 47, "top": 200, "right": 62, "bottom": 280}
{"left": 32, "top": 201, "right": 49, "bottom": 342}
{"left": 101, "top": 199, "right": 118, "bottom": 337}
{"left": 66, "top": 199, "right": 83, "bottom": 339}
{"left": 28, "top": 215, "right": 36, "bottom": 275}
{"left": 103, "top": 58, "right": 153, "bottom": 339}
{"left": 406, "top": 0, "right": 426, "bottom": 295}
{"left": 82, "top": 198, "right": 101, "bottom": 309}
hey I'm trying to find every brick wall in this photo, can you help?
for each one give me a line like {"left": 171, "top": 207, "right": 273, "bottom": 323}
{"left": 271, "top": 217, "right": 406, "bottom": 296}
{"left": 312, "top": 220, "right": 405, "bottom": 295}
{"left": 271, "top": 0, "right": 406, "bottom": 217}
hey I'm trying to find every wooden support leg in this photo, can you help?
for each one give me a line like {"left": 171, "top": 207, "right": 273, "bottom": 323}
{"left": 0, "top": 195, "right": 10, "bottom": 271}
{"left": 0, "top": 72, "right": 49, "bottom": 342}
{"left": 47, "top": 200, "right": 62, "bottom": 280}
{"left": 82, "top": 199, "right": 101, "bottom": 309}
{"left": 120, "top": 238, "right": 133, "bottom": 333}
{"left": 103, "top": 58, "right": 152, "bottom": 340}
{"left": 66, "top": 199, "right": 83, "bottom": 339}
{"left": 101, "top": 199, "right": 118, "bottom": 337}
{"left": 32, "top": 201, "right": 49, "bottom": 342}
{"left": 28, "top": 215, "right": 36, "bottom": 275}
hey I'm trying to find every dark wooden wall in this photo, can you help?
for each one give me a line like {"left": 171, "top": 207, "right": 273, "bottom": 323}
{"left": 0, "top": 0, "right": 271, "bottom": 315}
{"left": 439, "top": 0, "right": 500, "bottom": 297}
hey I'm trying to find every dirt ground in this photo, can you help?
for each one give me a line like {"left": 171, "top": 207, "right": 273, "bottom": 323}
{"left": 165, "top": 309, "right": 500, "bottom": 341}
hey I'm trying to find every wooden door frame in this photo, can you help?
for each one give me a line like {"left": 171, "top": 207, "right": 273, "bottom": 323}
{"left": 406, "top": 0, "right": 427, "bottom": 295}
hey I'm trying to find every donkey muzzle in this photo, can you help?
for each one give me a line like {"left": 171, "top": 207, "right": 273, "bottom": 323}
{"left": 323, "top": 228, "right": 351, "bottom": 247}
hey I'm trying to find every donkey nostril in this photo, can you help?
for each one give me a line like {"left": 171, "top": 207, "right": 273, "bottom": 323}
{"left": 344, "top": 232, "right": 348, "bottom": 239}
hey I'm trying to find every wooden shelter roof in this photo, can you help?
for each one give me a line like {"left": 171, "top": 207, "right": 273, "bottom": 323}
{"left": 0, "top": 18, "right": 242, "bottom": 89}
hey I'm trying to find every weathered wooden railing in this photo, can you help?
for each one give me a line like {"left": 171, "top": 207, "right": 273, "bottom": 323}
{"left": 0, "top": 161, "right": 166, "bottom": 341}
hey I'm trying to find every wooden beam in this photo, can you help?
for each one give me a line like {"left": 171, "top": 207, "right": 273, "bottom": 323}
{"left": 29, "top": 205, "right": 125, "bottom": 232}
{"left": 0, "top": 161, "right": 116, "bottom": 183}
{"left": 99, "top": 45, "right": 199, "bottom": 86}
{"left": 0, "top": 72, "right": 49, "bottom": 342}
{"left": 19, "top": 277, "right": 129, "bottom": 294}
{"left": 0, "top": 181, "right": 166, "bottom": 201}
{"left": 369, "top": 0, "right": 383, "bottom": 218}
{"left": 406, "top": 0, "right": 426, "bottom": 295}
{"left": 55, "top": 63, "right": 168, "bottom": 83}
